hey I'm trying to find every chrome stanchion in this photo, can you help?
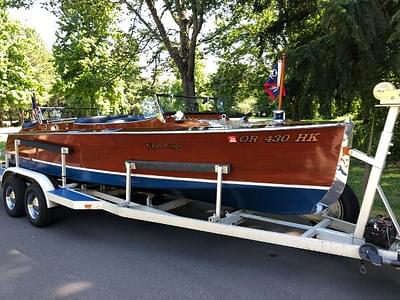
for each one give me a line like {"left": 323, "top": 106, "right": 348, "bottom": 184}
{"left": 61, "top": 147, "right": 69, "bottom": 188}
{"left": 209, "top": 164, "right": 229, "bottom": 222}
{"left": 122, "top": 161, "right": 136, "bottom": 207}
{"left": 14, "top": 139, "right": 20, "bottom": 168}
{"left": 215, "top": 165, "right": 223, "bottom": 218}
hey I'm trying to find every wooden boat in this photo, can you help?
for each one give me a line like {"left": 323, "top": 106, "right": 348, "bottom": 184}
{"left": 5, "top": 98, "right": 354, "bottom": 217}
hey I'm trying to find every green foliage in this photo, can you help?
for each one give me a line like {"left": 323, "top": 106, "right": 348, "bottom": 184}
{"left": 147, "top": 56, "right": 214, "bottom": 112}
{"left": 160, "top": 56, "right": 211, "bottom": 95}
{"left": 288, "top": 0, "right": 398, "bottom": 120}
{"left": 210, "top": 59, "right": 279, "bottom": 115}
{"left": 209, "top": 0, "right": 400, "bottom": 120}
{"left": 52, "top": 0, "right": 140, "bottom": 114}
{"left": 2, "top": 0, "right": 34, "bottom": 9}
{"left": 348, "top": 162, "right": 400, "bottom": 218}
{"left": 0, "top": 5, "right": 54, "bottom": 122}
{"left": 209, "top": 0, "right": 319, "bottom": 115}
{"left": 210, "top": 63, "right": 249, "bottom": 114}
{"left": 352, "top": 113, "right": 400, "bottom": 162}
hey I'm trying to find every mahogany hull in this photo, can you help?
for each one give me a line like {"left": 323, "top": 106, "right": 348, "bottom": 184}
{"left": 6, "top": 123, "right": 349, "bottom": 214}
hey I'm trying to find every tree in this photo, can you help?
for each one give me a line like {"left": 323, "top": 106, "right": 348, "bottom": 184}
{"left": 210, "top": 0, "right": 400, "bottom": 120}
{"left": 52, "top": 0, "right": 140, "bottom": 113}
{"left": 0, "top": 2, "right": 55, "bottom": 123}
{"left": 288, "top": 0, "right": 399, "bottom": 119}
{"left": 122, "top": 0, "right": 222, "bottom": 110}
{"left": 2, "top": 0, "right": 34, "bottom": 8}
{"left": 207, "top": 1, "right": 287, "bottom": 115}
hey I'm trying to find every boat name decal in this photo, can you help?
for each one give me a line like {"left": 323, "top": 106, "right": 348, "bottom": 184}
{"left": 264, "top": 135, "right": 290, "bottom": 143}
{"left": 294, "top": 133, "right": 320, "bottom": 143}
{"left": 239, "top": 135, "right": 258, "bottom": 143}
{"left": 146, "top": 143, "right": 181, "bottom": 150}
{"left": 237, "top": 133, "right": 320, "bottom": 144}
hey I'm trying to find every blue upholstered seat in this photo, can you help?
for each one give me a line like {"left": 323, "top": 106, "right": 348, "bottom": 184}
{"left": 74, "top": 115, "right": 145, "bottom": 124}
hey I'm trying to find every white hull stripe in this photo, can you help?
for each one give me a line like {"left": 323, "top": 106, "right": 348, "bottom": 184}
{"left": 23, "top": 157, "right": 330, "bottom": 191}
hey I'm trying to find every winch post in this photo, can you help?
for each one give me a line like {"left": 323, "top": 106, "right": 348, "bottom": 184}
{"left": 354, "top": 84, "right": 400, "bottom": 239}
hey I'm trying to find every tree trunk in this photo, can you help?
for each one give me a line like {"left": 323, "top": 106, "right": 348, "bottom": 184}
{"left": 182, "top": 71, "right": 195, "bottom": 97}
{"left": 135, "top": 0, "right": 203, "bottom": 113}
{"left": 179, "top": 66, "right": 196, "bottom": 112}
{"left": 9, "top": 110, "right": 13, "bottom": 126}
{"left": 18, "top": 109, "right": 24, "bottom": 125}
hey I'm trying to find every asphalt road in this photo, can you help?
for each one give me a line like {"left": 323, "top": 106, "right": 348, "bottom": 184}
{"left": 1, "top": 204, "right": 400, "bottom": 300}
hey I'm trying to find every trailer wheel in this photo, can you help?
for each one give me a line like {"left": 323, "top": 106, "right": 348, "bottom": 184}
{"left": 2, "top": 175, "right": 27, "bottom": 217}
{"left": 24, "top": 182, "right": 54, "bottom": 227}
{"left": 328, "top": 184, "right": 360, "bottom": 223}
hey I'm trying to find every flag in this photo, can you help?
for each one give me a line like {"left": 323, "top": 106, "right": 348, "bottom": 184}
{"left": 31, "top": 93, "right": 43, "bottom": 123}
{"left": 263, "top": 60, "right": 286, "bottom": 101}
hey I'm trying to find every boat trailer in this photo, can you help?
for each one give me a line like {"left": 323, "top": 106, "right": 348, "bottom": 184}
{"left": 1, "top": 82, "right": 400, "bottom": 272}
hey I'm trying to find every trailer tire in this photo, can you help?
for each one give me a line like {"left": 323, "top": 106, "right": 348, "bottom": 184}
{"left": 2, "top": 175, "right": 27, "bottom": 217}
{"left": 329, "top": 184, "right": 360, "bottom": 223}
{"left": 24, "top": 182, "right": 54, "bottom": 227}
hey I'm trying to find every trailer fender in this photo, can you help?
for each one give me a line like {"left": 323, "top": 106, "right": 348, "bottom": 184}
{"left": 1, "top": 167, "right": 58, "bottom": 208}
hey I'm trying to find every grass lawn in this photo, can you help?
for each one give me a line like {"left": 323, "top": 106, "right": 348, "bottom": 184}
{"left": 348, "top": 161, "right": 400, "bottom": 219}
{"left": 0, "top": 141, "right": 4, "bottom": 161}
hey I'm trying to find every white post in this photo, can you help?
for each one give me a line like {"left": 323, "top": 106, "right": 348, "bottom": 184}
{"left": 123, "top": 162, "right": 136, "bottom": 207}
{"left": 61, "top": 147, "right": 69, "bottom": 188}
{"left": 125, "top": 162, "right": 132, "bottom": 205}
{"left": 209, "top": 164, "right": 230, "bottom": 222}
{"left": 354, "top": 106, "right": 399, "bottom": 239}
{"left": 5, "top": 153, "right": 10, "bottom": 168}
{"left": 215, "top": 165, "right": 223, "bottom": 219}
{"left": 14, "top": 139, "right": 20, "bottom": 168}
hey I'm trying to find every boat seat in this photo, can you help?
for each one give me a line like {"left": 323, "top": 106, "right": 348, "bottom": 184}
{"left": 74, "top": 115, "right": 145, "bottom": 124}
{"left": 74, "top": 116, "right": 110, "bottom": 124}
{"left": 105, "top": 116, "right": 145, "bottom": 123}
{"left": 22, "top": 121, "right": 35, "bottom": 129}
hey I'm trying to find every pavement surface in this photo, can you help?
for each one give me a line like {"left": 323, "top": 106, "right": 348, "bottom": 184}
{"left": 1, "top": 202, "right": 400, "bottom": 300}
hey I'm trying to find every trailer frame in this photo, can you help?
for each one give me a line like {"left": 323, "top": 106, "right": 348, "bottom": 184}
{"left": 1, "top": 82, "right": 400, "bottom": 270}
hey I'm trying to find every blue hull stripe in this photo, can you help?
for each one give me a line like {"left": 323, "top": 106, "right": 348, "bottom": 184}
{"left": 48, "top": 189, "right": 99, "bottom": 202}
{"left": 19, "top": 159, "right": 327, "bottom": 215}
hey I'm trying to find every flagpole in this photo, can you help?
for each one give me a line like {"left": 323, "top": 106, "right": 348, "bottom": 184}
{"left": 278, "top": 54, "right": 286, "bottom": 111}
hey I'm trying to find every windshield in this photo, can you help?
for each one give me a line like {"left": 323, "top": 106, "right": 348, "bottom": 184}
{"left": 141, "top": 97, "right": 165, "bottom": 122}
